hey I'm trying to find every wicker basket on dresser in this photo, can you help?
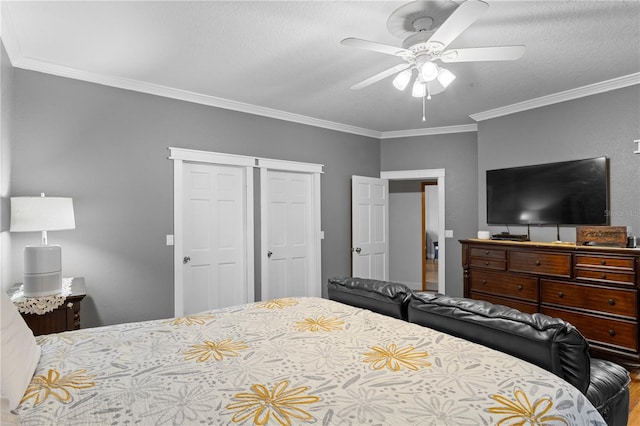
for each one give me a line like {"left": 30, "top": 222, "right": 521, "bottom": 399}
{"left": 461, "top": 239, "right": 640, "bottom": 365}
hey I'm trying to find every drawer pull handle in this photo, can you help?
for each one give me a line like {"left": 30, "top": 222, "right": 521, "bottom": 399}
{"left": 557, "top": 291, "right": 564, "bottom": 298}
{"left": 608, "top": 329, "right": 616, "bottom": 337}
{"left": 482, "top": 279, "right": 487, "bottom": 284}
{"left": 601, "top": 273, "right": 607, "bottom": 279}
{"left": 485, "top": 251, "right": 490, "bottom": 255}
{"left": 608, "top": 299, "right": 616, "bottom": 306}
{"left": 485, "top": 261, "right": 489, "bottom": 266}
{"left": 535, "top": 260, "right": 541, "bottom": 266}
{"left": 601, "top": 260, "right": 607, "bottom": 266}
{"left": 517, "top": 284, "right": 523, "bottom": 291}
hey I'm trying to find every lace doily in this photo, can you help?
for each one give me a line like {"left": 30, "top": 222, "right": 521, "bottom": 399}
{"left": 10, "top": 278, "right": 73, "bottom": 315}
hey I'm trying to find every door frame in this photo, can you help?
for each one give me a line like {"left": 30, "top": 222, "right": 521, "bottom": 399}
{"left": 380, "top": 169, "right": 445, "bottom": 294}
{"left": 259, "top": 158, "right": 323, "bottom": 299}
{"left": 169, "top": 147, "right": 255, "bottom": 316}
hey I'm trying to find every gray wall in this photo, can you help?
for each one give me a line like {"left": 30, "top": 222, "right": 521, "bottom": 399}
{"left": 381, "top": 131, "right": 479, "bottom": 297}
{"left": 478, "top": 86, "right": 640, "bottom": 242}
{"left": 1, "top": 43, "right": 13, "bottom": 289}
{"left": 389, "top": 180, "right": 422, "bottom": 289}
{"left": 8, "top": 69, "right": 380, "bottom": 327}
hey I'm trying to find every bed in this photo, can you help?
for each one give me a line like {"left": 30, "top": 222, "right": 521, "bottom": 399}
{"left": 3, "top": 295, "right": 606, "bottom": 425}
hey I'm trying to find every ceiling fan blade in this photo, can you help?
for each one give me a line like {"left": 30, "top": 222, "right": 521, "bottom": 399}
{"left": 350, "top": 63, "right": 410, "bottom": 90}
{"left": 441, "top": 46, "right": 525, "bottom": 62}
{"left": 428, "top": 0, "right": 489, "bottom": 51}
{"left": 341, "top": 37, "right": 413, "bottom": 57}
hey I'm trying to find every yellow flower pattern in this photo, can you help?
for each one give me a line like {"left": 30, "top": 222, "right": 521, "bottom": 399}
{"left": 294, "top": 316, "right": 345, "bottom": 332}
{"left": 257, "top": 298, "right": 298, "bottom": 309}
{"left": 184, "top": 339, "right": 249, "bottom": 362}
{"left": 20, "top": 369, "right": 95, "bottom": 406}
{"left": 488, "top": 389, "right": 569, "bottom": 425}
{"left": 363, "top": 343, "right": 431, "bottom": 372}
{"left": 167, "top": 313, "right": 216, "bottom": 326}
{"left": 226, "top": 380, "right": 320, "bottom": 425}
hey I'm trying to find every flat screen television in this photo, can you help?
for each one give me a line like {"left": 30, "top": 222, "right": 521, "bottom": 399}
{"left": 486, "top": 157, "right": 609, "bottom": 225}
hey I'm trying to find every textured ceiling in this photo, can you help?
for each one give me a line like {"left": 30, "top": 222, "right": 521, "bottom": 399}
{"left": 2, "top": 1, "right": 639, "bottom": 135}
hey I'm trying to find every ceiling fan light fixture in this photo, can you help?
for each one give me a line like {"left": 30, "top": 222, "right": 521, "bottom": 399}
{"left": 437, "top": 68, "right": 456, "bottom": 88}
{"left": 412, "top": 80, "right": 426, "bottom": 98}
{"left": 421, "top": 61, "right": 439, "bottom": 82}
{"left": 392, "top": 69, "right": 412, "bottom": 91}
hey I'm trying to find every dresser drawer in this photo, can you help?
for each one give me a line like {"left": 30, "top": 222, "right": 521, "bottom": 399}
{"left": 509, "top": 251, "right": 572, "bottom": 278}
{"left": 470, "top": 292, "right": 538, "bottom": 314}
{"left": 575, "top": 269, "right": 635, "bottom": 286}
{"left": 541, "top": 280, "right": 637, "bottom": 319}
{"left": 470, "top": 247, "right": 506, "bottom": 260}
{"left": 575, "top": 255, "right": 635, "bottom": 271}
{"left": 542, "top": 307, "right": 638, "bottom": 352}
{"left": 470, "top": 257, "right": 506, "bottom": 270}
{"left": 470, "top": 270, "right": 538, "bottom": 301}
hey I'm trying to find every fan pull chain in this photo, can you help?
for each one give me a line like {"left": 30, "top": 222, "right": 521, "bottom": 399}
{"left": 422, "top": 95, "right": 426, "bottom": 122}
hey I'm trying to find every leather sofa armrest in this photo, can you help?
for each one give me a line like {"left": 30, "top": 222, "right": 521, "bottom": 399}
{"left": 587, "top": 359, "right": 630, "bottom": 426}
{"left": 327, "top": 277, "right": 413, "bottom": 320}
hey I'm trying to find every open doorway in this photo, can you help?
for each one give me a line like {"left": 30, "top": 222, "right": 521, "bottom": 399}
{"left": 422, "top": 182, "right": 439, "bottom": 291}
{"left": 354, "top": 169, "right": 446, "bottom": 294}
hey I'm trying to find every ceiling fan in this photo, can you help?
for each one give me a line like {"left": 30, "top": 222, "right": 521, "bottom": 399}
{"left": 341, "top": 0, "right": 525, "bottom": 118}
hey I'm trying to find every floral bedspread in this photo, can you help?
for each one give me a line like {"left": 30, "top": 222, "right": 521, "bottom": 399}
{"left": 15, "top": 297, "right": 604, "bottom": 425}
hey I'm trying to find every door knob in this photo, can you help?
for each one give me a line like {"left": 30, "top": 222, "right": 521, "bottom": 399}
{"left": 183, "top": 256, "right": 191, "bottom": 264}
{"left": 355, "top": 247, "right": 362, "bottom": 254}
{"left": 267, "top": 251, "right": 273, "bottom": 258}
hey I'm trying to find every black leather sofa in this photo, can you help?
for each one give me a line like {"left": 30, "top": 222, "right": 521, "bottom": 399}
{"left": 328, "top": 276, "right": 630, "bottom": 426}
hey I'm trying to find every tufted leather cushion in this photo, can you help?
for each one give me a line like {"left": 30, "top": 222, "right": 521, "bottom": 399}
{"left": 408, "top": 294, "right": 592, "bottom": 394}
{"left": 327, "top": 277, "right": 412, "bottom": 320}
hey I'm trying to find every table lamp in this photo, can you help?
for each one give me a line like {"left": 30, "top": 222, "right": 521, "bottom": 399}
{"left": 10, "top": 193, "right": 75, "bottom": 297}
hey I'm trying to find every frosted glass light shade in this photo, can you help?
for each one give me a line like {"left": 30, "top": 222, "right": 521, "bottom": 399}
{"left": 10, "top": 197, "right": 75, "bottom": 232}
{"left": 421, "top": 62, "right": 439, "bottom": 82}
{"left": 412, "top": 80, "right": 426, "bottom": 98}
{"left": 392, "top": 69, "right": 412, "bottom": 91}
{"left": 437, "top": 68, "right": 456, "bottom": 88}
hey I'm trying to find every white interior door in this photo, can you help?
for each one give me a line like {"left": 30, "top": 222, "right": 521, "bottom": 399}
{"left": 262, "top": 169, "right": 315, "bottom": 299}
{"left": 351, "top": 176, "right": 389, "bottom": 280}
{"left": 182, "top": 162, "right": 248, "bottom": 314}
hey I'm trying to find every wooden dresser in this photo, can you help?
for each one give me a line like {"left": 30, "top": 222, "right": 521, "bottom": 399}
{"left": 461, "top": 239, "right": 640, "bottom": 364}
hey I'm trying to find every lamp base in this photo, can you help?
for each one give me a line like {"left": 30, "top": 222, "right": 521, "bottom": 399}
{"left": 23, "top": 245, "right": 62, "bottom": 297}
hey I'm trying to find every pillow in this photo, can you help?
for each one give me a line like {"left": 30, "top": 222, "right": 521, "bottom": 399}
{"left": 1, "top": 291, "right": 41, "bottom": 410}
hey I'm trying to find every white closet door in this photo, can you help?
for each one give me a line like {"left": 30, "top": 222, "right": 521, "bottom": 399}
{"left": 262, "top": 170, "right": 314, "bottom": 299}
{"left": 351, "top": 175, "right": 389, "bottom": 280}
{"left": 182, "top": 162, "right": 247, "bottom": 314}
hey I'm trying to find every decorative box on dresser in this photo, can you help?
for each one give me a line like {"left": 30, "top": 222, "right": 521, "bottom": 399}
{"left": 461, "top": 239, "right": 640, "bottom": 365}
{"left": 7, "top": 277, "right": 86, "bottom": 336}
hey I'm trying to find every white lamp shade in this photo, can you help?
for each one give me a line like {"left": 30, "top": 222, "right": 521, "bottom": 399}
{"left": 10, "top": 196, "right": 75, "bottom": 232}
{"left": 392, "top": 69, "right": 412, "bottom": 91}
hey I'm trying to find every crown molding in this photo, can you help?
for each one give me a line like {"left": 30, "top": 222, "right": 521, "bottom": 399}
{"left": 8, "top": 55, "right": 382, "bottom": 139}
{"left": 470, "top": 73, "right": 640, "bottom": 122}
{"left": 379, "top": 123, "right": 478, "bottom": 139}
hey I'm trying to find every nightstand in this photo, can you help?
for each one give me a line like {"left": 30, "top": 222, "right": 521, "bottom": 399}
{"left": 7, "top": 277, "right": 86, "bottom": 336}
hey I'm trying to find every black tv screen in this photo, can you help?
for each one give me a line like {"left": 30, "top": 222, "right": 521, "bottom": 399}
{"left": 486, "top": 157, "right": 609, "bottom": 225}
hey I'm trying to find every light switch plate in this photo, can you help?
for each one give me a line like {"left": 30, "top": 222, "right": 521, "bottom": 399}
{"left": 166, "top": 234, "right": 174, "bottom": 246}
{"left": 445, "top": 230, "right": 454, "bottom": 238}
